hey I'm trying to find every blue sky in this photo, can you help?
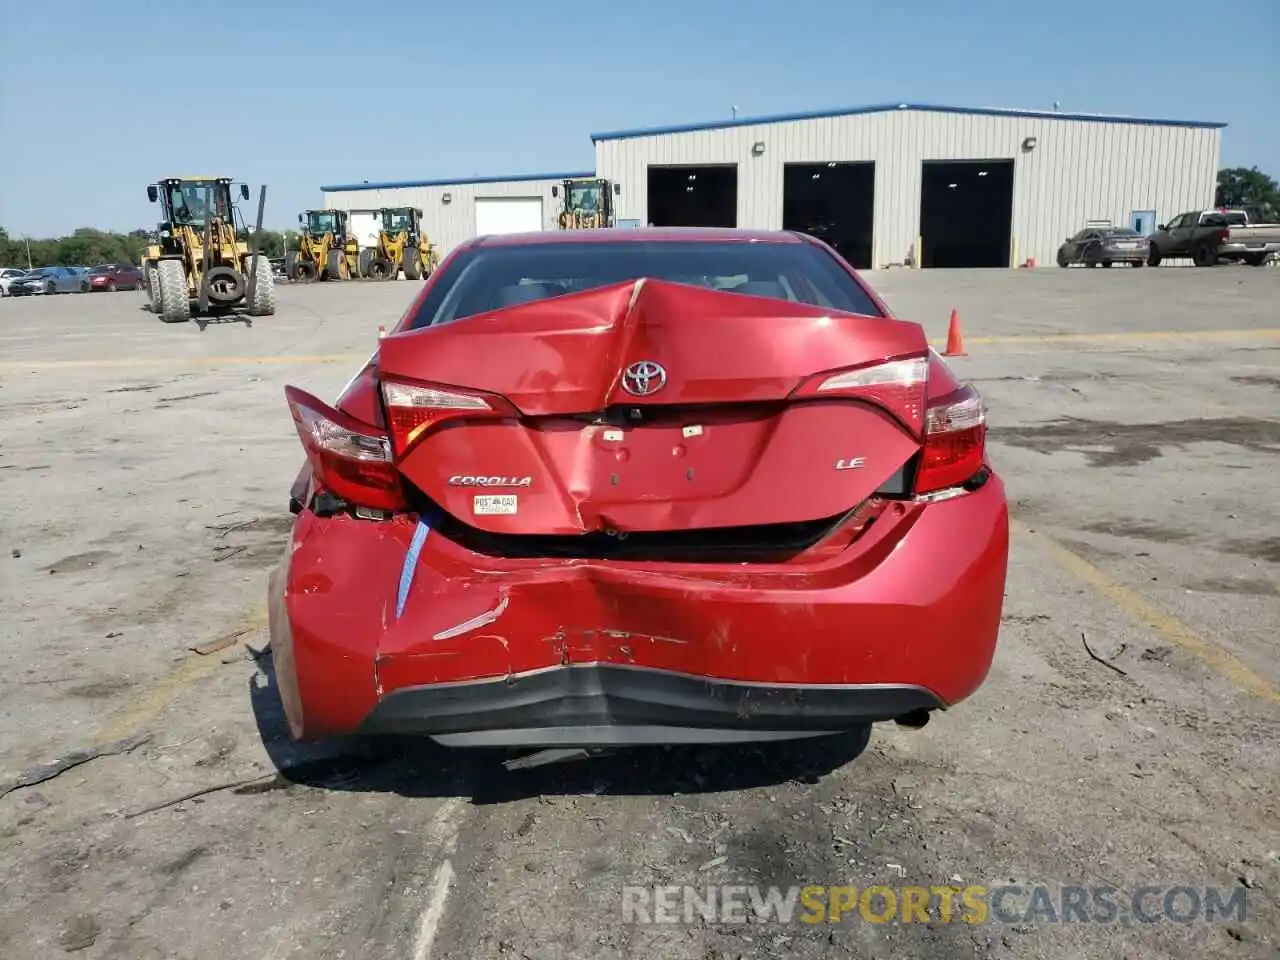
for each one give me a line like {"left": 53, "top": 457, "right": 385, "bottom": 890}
{"left": 1, "top": 0, "right": 1275, "bottom": 236}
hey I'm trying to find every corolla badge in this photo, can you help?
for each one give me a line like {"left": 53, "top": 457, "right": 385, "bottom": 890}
{"left": 621, "top": 360, "right": 667, "bottom": 397}
{"left": 448, "top": 475, "right": 532, "bottom": 487}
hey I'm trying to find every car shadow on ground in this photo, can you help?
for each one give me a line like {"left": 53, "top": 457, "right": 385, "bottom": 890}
{"left": 248, "top": 650, "right": 872, "bottom": 805}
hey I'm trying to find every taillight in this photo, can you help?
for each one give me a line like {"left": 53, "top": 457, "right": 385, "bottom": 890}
{"left": 791, "top": 356, "right": 927, "bottom": 432}
{"left": 915, "top": 384, "right": 987, "bottom": 495}
{"left": 285, "top": 386, "right": 404, "bottom": 512}
{"left": 380, "top": 378, "right": 514, "bottom": 457}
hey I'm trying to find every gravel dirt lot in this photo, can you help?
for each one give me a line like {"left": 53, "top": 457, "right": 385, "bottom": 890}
{"left": 1, "top": 266, "right": 1278, "bottom": 960}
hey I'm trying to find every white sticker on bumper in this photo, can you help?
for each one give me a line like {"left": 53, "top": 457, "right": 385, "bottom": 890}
{"left": 474, "top": 495, "right": 518, "bottom": 515}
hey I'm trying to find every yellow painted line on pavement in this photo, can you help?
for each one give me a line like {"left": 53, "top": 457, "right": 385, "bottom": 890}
{"left": 931, "top": 327, "right": 1280, "bottom": 348}
{"left": 91, "top": 605, "right": 269, "bottom": 748}
{"left": 4, "top": 328, "right": 1278, "bottom": 372}
{"left": 1014, "top": 521, "right": 1280, "bottom": 707}
{"left": 0, "top": 354, "right": 364, "bottom": 372}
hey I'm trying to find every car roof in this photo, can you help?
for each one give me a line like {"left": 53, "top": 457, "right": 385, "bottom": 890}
{"left": 472, "top": 227, "right": 805, "bottom": 248}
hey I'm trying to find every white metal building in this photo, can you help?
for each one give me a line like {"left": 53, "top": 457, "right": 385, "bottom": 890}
{"left": 320, "top": 171, "right": 592, "bottom": 258}
{"left": 318, "top": 102, "right": 1225, "bottom": 269}
{"left": 592, "top": 103, "right": 1224, "bottom": 268}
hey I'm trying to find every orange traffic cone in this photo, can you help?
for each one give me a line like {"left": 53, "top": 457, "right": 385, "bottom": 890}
{"left": 944, "top": 309, "right": 966, "bottom": 357}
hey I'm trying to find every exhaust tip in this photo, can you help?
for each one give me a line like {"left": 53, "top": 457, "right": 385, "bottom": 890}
{"left": 894, "top": 709, "right": 931, "bottom": 730}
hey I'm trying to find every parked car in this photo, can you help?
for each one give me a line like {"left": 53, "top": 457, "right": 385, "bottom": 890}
{"left": 1057, "top": 226, "right": 1150, "bottom": 268}
{"left": 87, "top": 263, "right": 145, "bottom": 292}
{"left": 0, "top": 268, "right": 31, "bottom": 296}
{"left": 1148, "top": 207, "right": 1280, "bottom": 267}
{"left": 271, "top": 228, "right": 1009, "bottom": 752}
{"left": 7, "top": 267, "right": 90, "bottom": 295}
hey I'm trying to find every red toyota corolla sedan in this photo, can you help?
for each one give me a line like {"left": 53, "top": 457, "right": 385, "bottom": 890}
{"left": 269, "top": 228, "right": 1009, "bottom": 750}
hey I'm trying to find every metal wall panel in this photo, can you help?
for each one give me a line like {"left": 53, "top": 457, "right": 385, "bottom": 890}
{"left": 596, "top": 111, "right": 1221, "bottom": 268}
{"left": 321, "top": 177, "right": 571, "bottom": 258}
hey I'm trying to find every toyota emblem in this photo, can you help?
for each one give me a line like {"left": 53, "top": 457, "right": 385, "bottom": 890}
{"left": 621, "top": 360, "right": 667, "bottom": 397}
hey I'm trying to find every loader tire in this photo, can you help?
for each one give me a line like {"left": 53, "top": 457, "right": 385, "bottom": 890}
{"left": 284, "top": 252, "right": 298, "bottom": 282}
{"left": 245, "top": 255, "right": 276, "bottom": 317}
{"left": 145, "top": 264, "right": 161, "bottom": 312}
{"left": 402, "top": 246, "right": 422, "bottom": 280}
{"left": 326, "top": 250, "right": 345, "bottom": 281}
{"left": 358, "top": 249, "right": 375, "bottom": 278}
{"left": 366, "top": 256, "right": 396, "bottom": 280}
{"left": 155, "top": 259, "right": 190, "bottom": 324}
{"left": 292, "top": 258, "right": 319, "bottom": 282}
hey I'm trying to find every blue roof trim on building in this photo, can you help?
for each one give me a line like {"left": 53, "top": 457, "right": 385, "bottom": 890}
{"left": 320, "top": 170, "right": 596, "bottom": 192}
{"left": 589, "top": 102, "right": 1228, "bottom": 142}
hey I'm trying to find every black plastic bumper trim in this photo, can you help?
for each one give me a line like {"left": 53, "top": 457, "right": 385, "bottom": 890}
{"left": 358, "top": 663, "right": 944, "bottom": 736}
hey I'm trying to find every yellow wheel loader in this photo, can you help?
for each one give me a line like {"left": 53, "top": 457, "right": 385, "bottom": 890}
{"left": 359, "top": 207, "right": 440, "bottom": 280}
{"left": 286, "top": 209, "right": 361, "bottom": 282}
{"left": 142, "top": 177, "right": 274, "bottom": 323}
{"left": 557, "top": 177, "right": 616, "bottom": 229}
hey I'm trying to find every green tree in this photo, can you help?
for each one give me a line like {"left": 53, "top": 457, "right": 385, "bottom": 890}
{"left": 0, "top": 225, "right": 285, "bottom": 268}
{"left": 1215, "top": 166, "right": 1279, "bottom": 219}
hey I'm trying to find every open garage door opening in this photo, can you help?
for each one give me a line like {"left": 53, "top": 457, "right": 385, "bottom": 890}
{"left": 783, "top": 162, "right": 875, "bottom": 269}
{"left": 647, "top": 165, "right": 738, "bottom": 228}
{"left": 919, "top": 160, "right": 1014, "bottom": 268}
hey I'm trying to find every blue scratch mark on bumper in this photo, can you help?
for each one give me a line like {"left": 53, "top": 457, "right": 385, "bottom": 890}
{"left": 395, "top": 519, "right": 430, "bottom": 620}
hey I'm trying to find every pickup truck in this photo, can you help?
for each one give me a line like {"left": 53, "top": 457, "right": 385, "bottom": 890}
{"left": 1148, "top": 207, "right": 1280, "bottom": 267}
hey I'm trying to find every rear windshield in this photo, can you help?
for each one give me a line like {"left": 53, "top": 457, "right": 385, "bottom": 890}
{"left": 89, "top": 264, "right": 115, "bottom": 274}
{"left": 1103, "top": 228, "right": 1140, "bottom": 237}
{"left": 406, "top": 240, "right": 884, "bottom": 329}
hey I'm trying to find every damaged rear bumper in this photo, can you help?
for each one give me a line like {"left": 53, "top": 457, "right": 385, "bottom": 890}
{"left": 359, "top": 663, "right": 943, "bottom": 746}
{"left": 268, "top": 474, "right": 1008, "bottom": 744}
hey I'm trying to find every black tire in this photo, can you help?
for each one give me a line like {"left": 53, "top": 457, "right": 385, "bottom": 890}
{"left": 156, "top": 259, "right": 190, "bottom": 323}
{"left": 1102, "top": 261, "right": 1112, "bottom": 268}
{"left": 245, "top": 255, "right": 275, "bottom": 316}
{"left": 1056, "top": 250, "right": 1069, "bottom": 268}
{"left": 402, "top": 246, "right": 422, "bottom": 280}
{"left": 1193, "top": 242, "right": 1217, "bottom": 267}
{"left": 284, "top": 251, "right": 298, "bottom": 281}
{"left": 1132, "top": 260, "right": 1144, "bottom": 268}
{"left": 44, "top": 280, "right": 56, "bottom": 294}
{"left": 79, "top": 281, "right": 90, "bottom": 293}
{"left": 326, "top": 250, "right": 345, "bottom": 280}
{"left": 358, "top": 249, "right": 375, "bottom": 278}
{"left": 1147, "top": 246, "right": 1162, "bottom": 267}
{"left": 366, "top": 256, "right": 396, "bottom": 280}
{"left": 291, "top": 258, "right": 319, "bottom": 282}
{"left": 1244, "top": 253, "right": 1267, "bottom": 267}
{"left": 145, "top": 264, "right": 161, "bottom": 312}
{"left": 107, "top": 281, "right": 117, "bottom": 293}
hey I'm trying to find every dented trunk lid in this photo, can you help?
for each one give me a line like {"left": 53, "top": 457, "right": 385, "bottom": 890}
{"left": 376, "top": 279, "right": 929, "bottom": 535}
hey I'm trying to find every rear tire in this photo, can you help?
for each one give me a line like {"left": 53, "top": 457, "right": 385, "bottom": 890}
{"left": 1193, "top": 242, "right": 1217, "bottom": 267}
{"left": 1102, "top": 261, "right": 1112, "bottom": 268}
{"left": 1244, "top": 253, "right": 1267, "bottom": 267}
{"left": 1147, "top": 246, "right": 1162, "bottom": 267}
{"left": 107, "top": 281, "right": 117, "bottom": 293}
{"left": 1132, "top": 260, "right": 1144, "bottom": 268}
{"left": 155, "top": 259, "right": 190, "bottom": 323}
{"left": 284, "top": 251, "right": 298, "bottom": 281}
{"left": 326, "top": 250, "right": 344, "bottom": 280}
{"left": 358, "top": 249, "right": 375, "bottom": 278}
{"left": 366, "top": 256, "right": 396, "bottom": 280}
{"left": 402, "top": 246, "right": 422, "bottom": 280}
{"left": 245, "top": 255, "right": 275, "bottom": 317}
{"left": 145, "top": 264, "right": 161, "bottom": 312}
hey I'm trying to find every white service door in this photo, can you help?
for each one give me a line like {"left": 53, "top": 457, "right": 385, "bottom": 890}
{"left": 348, "top": 212, "right": 381, "bottom": 250}
{"left": 474, "top": 197, "right": 544, "bottom": 236}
